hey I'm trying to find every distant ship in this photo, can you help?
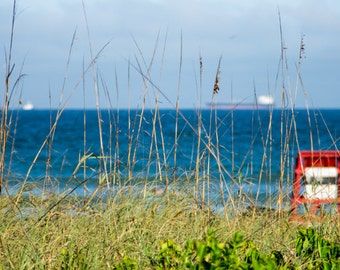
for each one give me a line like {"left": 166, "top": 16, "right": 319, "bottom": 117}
{"left": 206, "top": 95, "right": 274, "bottom": 110}
{"left": 23, "top": 101, "right": 34, "bottom": 110}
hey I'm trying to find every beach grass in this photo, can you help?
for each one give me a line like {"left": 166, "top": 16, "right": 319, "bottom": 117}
{"left": 0, "top": 186, "right": 339, "bottom": 268}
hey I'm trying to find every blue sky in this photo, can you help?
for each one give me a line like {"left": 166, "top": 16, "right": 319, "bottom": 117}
{"left": 1, "top": 0, "right": 340, "bottom": 109}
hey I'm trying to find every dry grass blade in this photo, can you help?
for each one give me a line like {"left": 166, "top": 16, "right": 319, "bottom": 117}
{"left": 213, "top": 56, "right": 222, "bottom": 95}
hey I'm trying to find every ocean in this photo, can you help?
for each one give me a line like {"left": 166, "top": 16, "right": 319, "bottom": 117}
{"left": 4, "top": 108, "right": 340, "bottom": 203}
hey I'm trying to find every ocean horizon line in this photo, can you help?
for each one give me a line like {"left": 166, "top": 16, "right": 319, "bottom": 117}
{"left": 9, "top": 107, "right": 340, "bottom": 111}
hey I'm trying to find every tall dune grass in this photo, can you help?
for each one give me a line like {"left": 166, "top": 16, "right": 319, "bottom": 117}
{"left": 1, "top": 1, "right": 339, "bottom": 268}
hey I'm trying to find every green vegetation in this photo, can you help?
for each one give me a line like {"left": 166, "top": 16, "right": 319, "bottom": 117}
{"left": 0, "top": 190, "right": 339, "bottom": 268}
{"left": 156, "top": 227, "right": 340, "bottom": 269}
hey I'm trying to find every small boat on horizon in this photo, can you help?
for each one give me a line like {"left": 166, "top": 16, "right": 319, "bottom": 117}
{"left": 206, "top": 95, "right": 274, "bottom": 110}
{"left": 23, "top": 101, "right": 34, "bottom": 110}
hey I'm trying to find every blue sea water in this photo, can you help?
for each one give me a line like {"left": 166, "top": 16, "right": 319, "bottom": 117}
{"left": 4, "top": 108, "right": 340, "bottom": 200}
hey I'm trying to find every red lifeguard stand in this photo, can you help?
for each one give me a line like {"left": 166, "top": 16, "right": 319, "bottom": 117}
{"left": 290, "top": 150, "right": 340, "bottom": 221}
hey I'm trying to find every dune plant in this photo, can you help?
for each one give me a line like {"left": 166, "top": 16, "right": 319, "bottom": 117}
{"left": 1, "top": 0, "right": 16, "bottom": 194}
